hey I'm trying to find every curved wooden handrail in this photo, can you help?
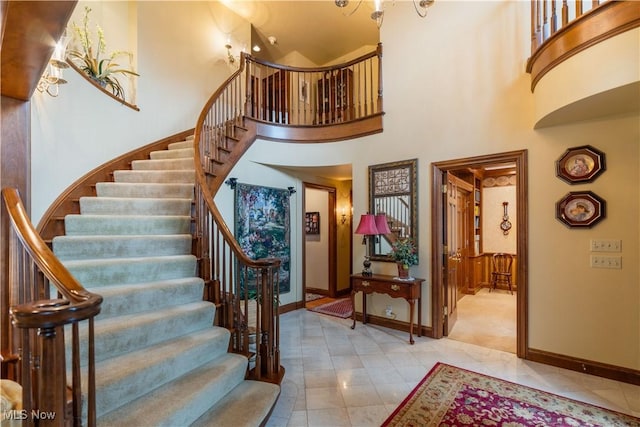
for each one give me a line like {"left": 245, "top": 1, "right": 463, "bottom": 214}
{"left": 193, "top": 55, "right": 280, "bottom": 272}
{"left": 249, "top": 43, "right": 382, "bottom": 73}
{"left": 527, "top": 1, "right": 640, "bottom": 91}
{"left": 192, "top": 48, "right": 383, "bottom": 382}
{"left": 37, "top": 129, "right": 195, "bottom": 242}
{"left": 3, "top": 187, "right": 102, "bottom": 426}
{"left": 3, "top": 188, "right": 103, "bottom": 325}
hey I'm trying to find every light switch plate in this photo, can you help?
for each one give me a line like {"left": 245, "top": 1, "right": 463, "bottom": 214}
{"left": 590, "top": 255, "right": 622, "bottom": 269}
{"left": 590, "top": 239, "right": 622, "bottom": 252}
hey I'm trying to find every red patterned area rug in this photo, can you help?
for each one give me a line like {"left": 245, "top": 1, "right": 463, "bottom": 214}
{"left": 382, "top": 362, "right": 640, "bottom": 427}
{"left": 309, "top": 298, "right": 353, "bottom": 319}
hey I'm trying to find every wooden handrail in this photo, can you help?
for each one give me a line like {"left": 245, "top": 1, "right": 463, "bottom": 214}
{"left": 37, "top": 129, "right": 195, "bottom": 242}
{"left": 193, "top": 47, "right": 384, "bottom": 383}
{"left": 527, "top": 0, "right": 640, "bottom": 91}
{"left": 2, "top": 188, "right": 102, "bottom": 427}
{"left": 244, "top": 44, "right": 383, "bottom": 129}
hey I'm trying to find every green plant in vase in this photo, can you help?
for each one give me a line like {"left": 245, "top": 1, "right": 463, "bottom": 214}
{"left": 68, "top": 7, "right": 139, "bottom": 99}
{"left": 391, "top": 238, "right": 418, "bottom": 279}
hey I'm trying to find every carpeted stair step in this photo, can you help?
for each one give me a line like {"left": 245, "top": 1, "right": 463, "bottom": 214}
{"left": 91, "top": 327, "right": 232, "bottom": 418}
{"left": 131, "top": 157, "right": 194, "bottom": 171}
{"left": 62, "top": 255, "right": 196, "bottom": 287}
{"left": 79, "top": 197, "right": 192, "bottom": 216}
{"left": 95, "top": 182, "right": 194, "bottom": 199}
{"left": 168, "top": 140, "right": 194, "bottom": 150}
{"left": 150, "top": 147, "right": 195, "bottom": 159}
{"left": 97, "top": 353, "right": 250, "bottom": 427}
{"left": 75, "top": 301, "right": 215, "bottom": 365}
{"left": 113, "top": 169, "right": 195, "bottom": 184}
{"left": 64, "top": 214, "right": 191, "bottom": 235}
{"left": 191, "top": 380, "right": 281, "bottom": 427}
{"left": 52, "top": 135, "right": 278, "bottom": 426}
{"left": 96, "top": 277, "right": 205, "bottom": 319}
{"left": 52, "top": 235, "right": 192, "bottom": 260}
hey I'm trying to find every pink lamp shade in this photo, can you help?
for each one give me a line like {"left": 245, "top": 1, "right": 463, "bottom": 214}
{"left": 374, "top": 213, "right": 391, "bottom": 235}
{"left": 354, "top": 214, "right": 379, "bottom": 235}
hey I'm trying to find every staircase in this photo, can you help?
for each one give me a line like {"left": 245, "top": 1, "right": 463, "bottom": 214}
{"left": 51, "top": 136, "right": 279, "bottom": 426}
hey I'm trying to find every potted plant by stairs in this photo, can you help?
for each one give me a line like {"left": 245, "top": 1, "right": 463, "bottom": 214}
{"left": 391, "top": 238, "right": 418, "bottom": 280}
{"left": 68, "top": 6, "right": 139, "bottom": 100}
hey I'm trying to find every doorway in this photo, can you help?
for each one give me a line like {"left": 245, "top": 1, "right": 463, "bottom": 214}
{"left": 431, "top": 150, "right": 528, "bottom": 357}
{"left": 303, "top": 183, "right": 337, "bottom": 304}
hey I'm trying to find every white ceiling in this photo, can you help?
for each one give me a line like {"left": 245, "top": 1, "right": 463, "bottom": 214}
{"left": 222, "top": 0, "right": 380, "bottom": 64}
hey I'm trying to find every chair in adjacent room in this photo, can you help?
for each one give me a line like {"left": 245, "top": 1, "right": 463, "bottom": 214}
{"left": 490, "top": 253, "right": 514, "bottom": 294}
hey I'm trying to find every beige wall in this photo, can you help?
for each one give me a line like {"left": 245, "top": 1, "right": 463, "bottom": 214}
{"left": 30, "top": 0, "right": 244, "bottom": 223}
{"left": 243, "top": 1, "right": 639, "bottom": 370}
{"left": 482, "top": 185, "right": 517, "bottom": 254}
{"left": 30, "top": 1, "right": 639, "bottom": 371}
{"left": 305, "top": 188, "right": 329, "bottom": 291}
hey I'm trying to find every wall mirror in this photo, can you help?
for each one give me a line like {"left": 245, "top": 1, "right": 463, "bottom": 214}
{"left": 368, "top": 159, "right": 418, "bottom": 262}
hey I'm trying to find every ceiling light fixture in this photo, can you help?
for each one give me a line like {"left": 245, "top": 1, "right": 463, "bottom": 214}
{"left": 335, "top": 0, "right": 434, "bottom": 28}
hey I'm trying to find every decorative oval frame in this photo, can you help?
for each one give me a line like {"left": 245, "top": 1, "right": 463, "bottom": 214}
{"left": 556, "top": 191, "right": 606, "bottom": 228}
{"left": 556, "top": 145, "right": 605, "bottom": 184}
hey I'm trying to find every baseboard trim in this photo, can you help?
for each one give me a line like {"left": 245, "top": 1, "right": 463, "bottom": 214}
{"left": 279, "top": 301, "right": 302, "bottom": 314}
{"left": 354, "top": 313, "right": 434, "bottom": 341}
{"left": 527, "top": 348, "right": 640, "bottom": 386}
{"left": 305, "top": 288, "right": 328, "bottom": 296}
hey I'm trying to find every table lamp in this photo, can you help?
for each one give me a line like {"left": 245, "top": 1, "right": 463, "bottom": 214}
{"left": 354, "top": 213, "right": 379, "bottom": 276}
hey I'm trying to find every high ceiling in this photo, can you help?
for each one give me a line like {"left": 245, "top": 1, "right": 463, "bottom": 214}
{"left": 221, "top": 0, "right": 380, "bottom": 64}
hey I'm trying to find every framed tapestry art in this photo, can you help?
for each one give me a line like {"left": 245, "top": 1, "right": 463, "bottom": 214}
{"left": 556, "top": 145, "right": 605, "bottom": 184}
{"left": 235, "top": 183, "right": 291, "bottom": 294}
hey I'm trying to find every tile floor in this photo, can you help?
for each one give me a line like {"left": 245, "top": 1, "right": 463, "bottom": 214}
{"left": 265, "top": 308, "right": 640, "bottom": 427}
{"left": 447, "top": 288, "right": 517, "bottom": 353}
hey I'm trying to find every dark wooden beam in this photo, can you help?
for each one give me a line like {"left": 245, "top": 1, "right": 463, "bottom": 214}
{"left": 1, "top": 1, "right": 77, "bottom": 100}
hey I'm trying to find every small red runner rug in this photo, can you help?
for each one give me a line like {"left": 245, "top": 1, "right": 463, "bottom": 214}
{"left": 309, "top": 298, "right": 353, "bottom": 319}
{"left": 382, "top": 362, "right": 640, "bottom": 426}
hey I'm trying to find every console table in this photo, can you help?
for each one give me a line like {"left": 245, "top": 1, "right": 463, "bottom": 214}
{"left": 350, "top": 273, "right": 425, "bottom": 344}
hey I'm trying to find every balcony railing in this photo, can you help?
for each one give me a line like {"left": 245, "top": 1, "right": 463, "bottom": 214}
{"left": 527, "top": 0, "right": 640, "bottom": 90}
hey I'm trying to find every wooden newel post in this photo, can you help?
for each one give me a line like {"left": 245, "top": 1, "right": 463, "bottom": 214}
{"left": 258, "top": 266, "right": 272, "bottom": 378}
{"left": 37, "top": 325, "right": 66, "bottom": 426}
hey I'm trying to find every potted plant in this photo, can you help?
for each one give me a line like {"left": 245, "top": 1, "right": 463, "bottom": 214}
{"left": 391, "top": 238, "right": 418, "bottom": 279}
{"left": 68, "top": 7, "right": 139, "bottom": 99}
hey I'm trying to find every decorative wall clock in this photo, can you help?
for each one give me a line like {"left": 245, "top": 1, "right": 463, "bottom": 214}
{"left": 500, "top": 201, "right": 512, "bottom": 235}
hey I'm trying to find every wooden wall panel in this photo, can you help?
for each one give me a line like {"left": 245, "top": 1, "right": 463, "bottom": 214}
{"left": 1, "top": 95, "right": 30, "bottom": 378}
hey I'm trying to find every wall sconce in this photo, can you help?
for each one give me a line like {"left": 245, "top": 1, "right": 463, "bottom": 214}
{"left": 340, "top": 206, "right": 349, "bottom": 224}
{"left": 224, "top": 38, "right": 245, "bottom": 68}
{"left": 37, "top": 32, "right": 70, "bottom": 97}
{"left": 225, "top": 43, "right": 237, "bottom": 66}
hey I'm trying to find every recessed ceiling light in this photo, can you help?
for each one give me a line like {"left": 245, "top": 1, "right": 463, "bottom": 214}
{"left": 252, "top": 44, "right": 261, "bottom": 52}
